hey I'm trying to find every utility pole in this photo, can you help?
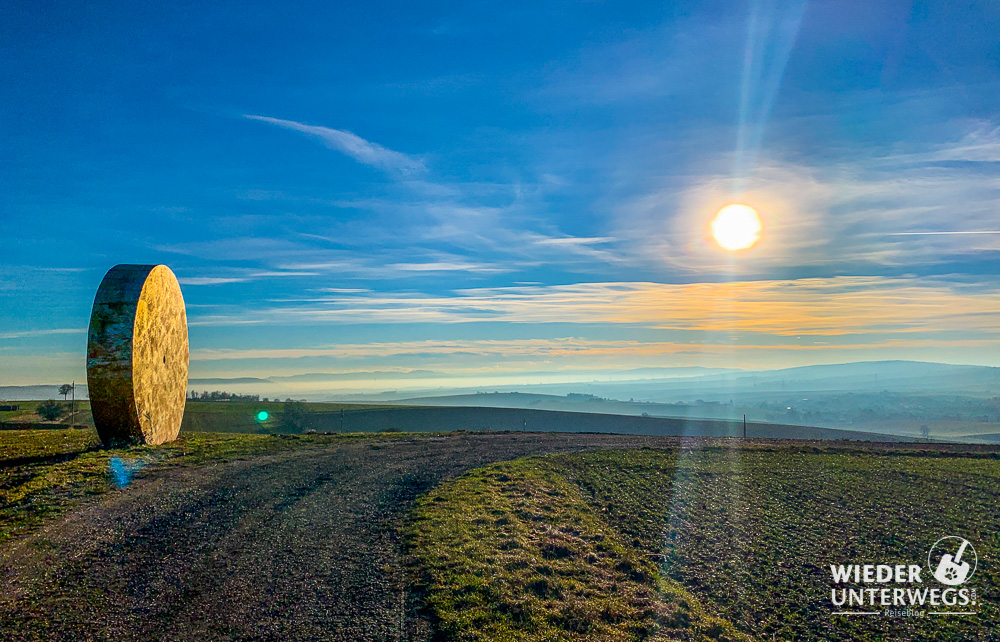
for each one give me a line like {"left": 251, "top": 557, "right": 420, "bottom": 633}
{"left": 743, "top": 414, "right": 746, "bottom": 439}
{"left": 71, "top": 381, "right": 76, "bottom": 428}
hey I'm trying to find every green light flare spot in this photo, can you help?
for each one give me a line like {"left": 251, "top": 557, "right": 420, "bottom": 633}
{"left": 256, "top": 411, "right": 269, "bottom": 422}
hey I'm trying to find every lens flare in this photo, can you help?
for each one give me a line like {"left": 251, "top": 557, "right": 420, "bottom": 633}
{"left": 257, "top": 410, "right": 269, "bottom": 421}
{"left": 109, "top": 457, "right": 146, "bottom": 488}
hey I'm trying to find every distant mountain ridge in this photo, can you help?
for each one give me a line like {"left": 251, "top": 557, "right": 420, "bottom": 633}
{"left": 0, "top": 384, "right": 90, "bottom": 401}
{"left": 5, "top": 360, "right": 1000, "bottom": 403}
{"left": 178, "top": 360, "right": 1000, "bottom": 389}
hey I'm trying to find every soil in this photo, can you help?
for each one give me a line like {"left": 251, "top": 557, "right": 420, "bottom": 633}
{"left": 0, "top": 432, "right": 990, "bottom": 640}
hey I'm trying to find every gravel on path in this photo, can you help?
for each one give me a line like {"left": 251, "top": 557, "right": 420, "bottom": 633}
{"left": 0, "top": 432, "right": 979, "bottom": 640}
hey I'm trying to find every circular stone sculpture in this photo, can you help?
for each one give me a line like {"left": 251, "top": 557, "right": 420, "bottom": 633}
{"left": 87, "top": 264, "right": 188, "bottom": 446}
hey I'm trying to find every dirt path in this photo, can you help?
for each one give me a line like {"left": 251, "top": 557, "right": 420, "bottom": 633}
{"left": 0, "top": 432, "right": 689, "bottom": 640}
{"left": 0, "top": 432, "right": 980, "bottom": 640}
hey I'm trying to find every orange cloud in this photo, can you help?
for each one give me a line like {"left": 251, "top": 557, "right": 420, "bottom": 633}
{"left": 251, "top": 276, "right": 1000, "bottom": 338}
{"left": 192, "top": 335, "right": 1000, "bottom": 362}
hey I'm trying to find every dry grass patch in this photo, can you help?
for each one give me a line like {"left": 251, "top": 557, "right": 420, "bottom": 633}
{"left": 407, "top": 456, "right": 751, "bottom": 641}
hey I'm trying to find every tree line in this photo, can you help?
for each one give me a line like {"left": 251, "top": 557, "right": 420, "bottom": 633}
{"left": 188, "top": 390, "right": 261, "bottom": 402}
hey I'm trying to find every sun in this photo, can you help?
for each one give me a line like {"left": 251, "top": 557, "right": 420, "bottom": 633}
{"left": 712, "top": 204, "right": 762, "bottom": 251}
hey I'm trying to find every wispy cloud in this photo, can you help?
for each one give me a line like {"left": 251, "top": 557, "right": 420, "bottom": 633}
{"left": 614, "top": 132, "right": 1000, "bottom": 275}
{"left": 922, "top": 124, "right": 1000, "bottom": 163}
{"left": 191, "top": 335, "right": 1000, "bottom": 364}
{"left": 176, "top": 269, "right": 319, "bottom": 286}
{"left": 191, "top": 276, "right": 1000, "bottom": 340}
{"left": 533, "top": 236, "right": 615, "bottom": 247}
{"left": 387, "top": 260, "right": 511, "bottom": 273}
{"left": 167, "top": 143, "right": 613, "bottom": 280}
{"left": 177, "top": 277, "right": 248, "bottom": 286}
{"left": 277, "top": 250, "right": 520, "bottom": 278}
{"left": 536, "top": 13, "right": 740, "bottom": 107}
{"left": 244, "top": 114, "right": 425, "bottom": 174}
{"left": 887, "top": 231, "right": 1000, "bottom": 236}
{"left": 0, "top": 328, "right": 86, "bottom": 340}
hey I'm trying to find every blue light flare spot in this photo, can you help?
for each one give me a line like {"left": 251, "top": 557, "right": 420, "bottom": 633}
{"left": 109, "top": 457, "right": 145, "bottom": 488}
{"left": 257, "top": 410, "right": 269, "bottom": 421}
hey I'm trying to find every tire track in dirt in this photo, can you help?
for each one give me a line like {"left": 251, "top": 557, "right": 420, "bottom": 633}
{"left": 0, "top": 432, "right": 973, "bottom": 640}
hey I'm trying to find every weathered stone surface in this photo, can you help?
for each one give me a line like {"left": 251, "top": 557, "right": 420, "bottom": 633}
{"left": 87, "top": 264, "right": 188, "bottom": 446}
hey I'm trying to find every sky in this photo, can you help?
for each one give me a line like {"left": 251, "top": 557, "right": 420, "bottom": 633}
{"left": 2, "top": 0, "right": 1000, "bottom": 394}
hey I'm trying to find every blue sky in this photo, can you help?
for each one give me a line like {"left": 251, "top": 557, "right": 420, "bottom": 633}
{"left": 3, "top": 0, "right": 1000, "bottom": 392}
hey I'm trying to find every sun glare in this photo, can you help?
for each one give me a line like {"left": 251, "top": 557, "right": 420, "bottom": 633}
{"left": 712, "top": 204, "right": 762, "bottom": 251}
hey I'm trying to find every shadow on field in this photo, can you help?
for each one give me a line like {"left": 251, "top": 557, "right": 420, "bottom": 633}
{"left": 293, "top": 406, "right": 911, "bottom": 442}
{"left": 0, "top": 446, "right": 101, "bottom": 470}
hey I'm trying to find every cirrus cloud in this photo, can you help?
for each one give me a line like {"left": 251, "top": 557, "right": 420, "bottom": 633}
{"left": 244, "top": 114, "right": 425, "bottom": 175}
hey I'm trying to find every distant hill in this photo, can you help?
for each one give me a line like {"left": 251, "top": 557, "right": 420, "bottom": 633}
{"left": 342, "top": 360, "right": 1000, "bottom": 403}
{"left": 694, "top": 360, "right": 1000, "bottom": 391}
{"left": 189, "top": 377, "right": 271, "bottom": 385}
{"left": 106, "top": 359, "right": 1000, "bottom": 402}
{"left": 396, "top": 392, "right": 686, "bottom": 419}
{"left": 390, "top": 361, "right": 1000, "bottom": 441}
{"left": 268, "top": 404, "right": 917, "bottom": 443}
{"left": 271, "top": 370, "right": 439, "bottom": 382}
{"left": 396, "top": 361, "right": 1000, "bottom": 403}
{"left": 0, "top": 385, "right": 89, "bottom": 401}
{"left": 590, "top": 366, "right": 739, "bottom": 378}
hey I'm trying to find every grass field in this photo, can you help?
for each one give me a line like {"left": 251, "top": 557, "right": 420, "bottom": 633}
{"left": 408, "top": 446, "right": 1000, "bottom": 641}
{"left": 0, "top": 400, "right": 95, "bottom": 428}
{"left": 178, "top": 400, "right": 410, "bottom": 432}
{"left": 0, "top": 400, "right": 407, "bottom": 433}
